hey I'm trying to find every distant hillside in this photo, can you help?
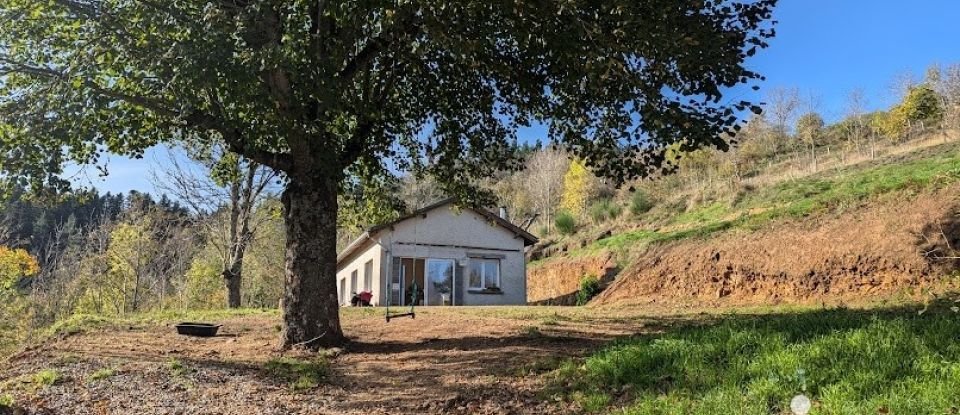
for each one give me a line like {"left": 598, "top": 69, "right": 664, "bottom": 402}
{"left": 529, "top": 133, "right": 960, "bottom": 306}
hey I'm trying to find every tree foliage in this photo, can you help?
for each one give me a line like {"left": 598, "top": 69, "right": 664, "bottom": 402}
{"left": 0, "top": 0, "right": 778, "bottom": 347}
{"left": 0, "top": 0, "right": 777, "bottom": 192}
{"left": 900, "top": 85, "right": 944, "bottom": 126}
{"left": 0, "top": 246, "right": 39, "bottom": 290}
{"left": 796, "top": 112, "right": 825, "bottom": 146}
{"left": 561, "top": 159, "right": 593, "bottom": 216}
{"left": 876, "top": 85, "right": 945, "bottom": 139}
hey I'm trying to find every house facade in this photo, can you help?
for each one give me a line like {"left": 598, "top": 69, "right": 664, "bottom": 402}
{"left": 335, "top": 199, "right": 538, "bottom": 307}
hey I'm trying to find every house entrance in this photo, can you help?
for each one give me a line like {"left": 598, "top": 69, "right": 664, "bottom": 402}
{"left": 426, "top": 259, "right": 455, "bottom": 306}
{"left": 391, "top": 257, "right": 456, "bottom": 306}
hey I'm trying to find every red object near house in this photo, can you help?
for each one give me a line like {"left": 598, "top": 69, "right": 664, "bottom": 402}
{"left": 358, "top": 291, "right": 373, "bottom": 306}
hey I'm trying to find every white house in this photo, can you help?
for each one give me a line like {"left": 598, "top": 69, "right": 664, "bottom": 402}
{"left": 335, "top": 198, "right": 538, "bottom": 307}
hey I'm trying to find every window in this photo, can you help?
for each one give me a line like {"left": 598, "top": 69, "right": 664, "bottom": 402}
{"left": 468, "top": 258, "right": 500, "bottom": 290}
{"left": 339, "top": 278, "right": 346, "bottom": 305}
{"left": 350, "top": 270, "right": 358, "bottom": 295}
{"left": 363, "top": 260, "right": 373, "bottom": 291}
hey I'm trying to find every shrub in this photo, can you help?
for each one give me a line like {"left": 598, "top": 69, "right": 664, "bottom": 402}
{"left": 630, "top": 191, "right": 655, "bottom": 215}
{"left": 32, "top": 369, "right": 61, "bottom": 387}
{"left": 589, "top": 199, "right": 622, "bottom": 223}
{"left": 555, "top": 211, "right": 577, "bottom": 235}
{"left": 576, "top": 275, "right": 602, "bottom": 306}
{"left": 0, "top": 394, "right": 14, "bottom": 408}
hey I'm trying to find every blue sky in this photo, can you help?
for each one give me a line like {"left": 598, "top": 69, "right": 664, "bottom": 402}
{"left": 71, "top": 0, "right": 960, "bottom": 195}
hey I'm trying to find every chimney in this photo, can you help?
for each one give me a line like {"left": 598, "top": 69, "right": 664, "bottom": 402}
{"left": 498, "top": 206, "right": 508, "bottom": 221}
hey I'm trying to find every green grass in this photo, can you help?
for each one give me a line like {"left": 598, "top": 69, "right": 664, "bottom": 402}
{"left": 0, "top": 394, "right": 14, "bottom": 408}
{"left": 568, "top": 142, "right": 960, "bottom": 258}
{"left": 264, "top": 357, "right": 328, "bottom": 391}
{"left": 167, "top": 358, "right": 191, "bottom": 377}
{"left": 553, "top": 302, "right": 960, "bottom": 414}
{"left": 669, "top": 202, "right": 731, "bottom": 226}
{"left": 31, "top": 369, "right": 61, "bottom": 388}
{"left": 89, "top": 368, "right": 116, "bottom": 382}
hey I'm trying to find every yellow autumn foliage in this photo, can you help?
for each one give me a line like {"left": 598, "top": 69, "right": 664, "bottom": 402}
{"left": 560, "top": 159, "right": 594, "bottom": 216}
{"left": 0, "top": 246, "right": 40, "bottom": 290}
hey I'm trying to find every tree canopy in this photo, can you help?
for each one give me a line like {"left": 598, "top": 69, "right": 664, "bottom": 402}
{"left": 2, "top": 0, "right": 775, "bottom": 194}
{"left": 0, "top": 0, "right": 778, "bottom": 348}
{"left": 796, "top": 112, "right": 825, "bottom": 146}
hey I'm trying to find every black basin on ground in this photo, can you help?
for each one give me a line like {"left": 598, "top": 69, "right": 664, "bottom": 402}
{"left": 175, "top": 322, "right": 222, "bottom": 337}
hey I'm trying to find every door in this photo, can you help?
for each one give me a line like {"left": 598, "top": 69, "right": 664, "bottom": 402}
{"left": 425, "top": 259, "right": 455, "bottom": 306}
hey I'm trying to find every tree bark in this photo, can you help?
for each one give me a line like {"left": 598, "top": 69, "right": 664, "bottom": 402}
{"left": 279, "top": 174, "right": 345, "bottom": 350}
{"left": 223, "top": 264, "right": 243, "bottom": 308}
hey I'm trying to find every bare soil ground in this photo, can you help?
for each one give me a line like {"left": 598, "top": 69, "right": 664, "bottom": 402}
{"left": 531, "top": 188, "right": 960, "bottom": 308}
{"left": 0, "top": 306, "right": 689, "bottom": 415}
{"left": 592, "top": 189, "right": 960, "bottom": 308}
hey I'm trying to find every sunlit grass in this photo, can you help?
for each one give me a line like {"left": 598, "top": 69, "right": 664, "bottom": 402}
{"left": 552, "top": 303, "right": 960, "bottom": 414}
{"left": 568, "top": 141, "right": 960, "bottom": 257}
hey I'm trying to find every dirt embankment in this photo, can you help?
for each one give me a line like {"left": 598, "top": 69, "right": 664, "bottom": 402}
{"left": 529, "top": 188, "right": 960, "bottom": 308}
{"left": 527, "top": 253, "right": 618, "bottom": 305}
{"left": 590, "top": 189, "right": 960, "bottom": 307}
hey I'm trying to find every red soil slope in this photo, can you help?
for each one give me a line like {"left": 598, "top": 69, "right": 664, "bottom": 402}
{"left": 531, "top": 188, "right": 960, "bottom": 308}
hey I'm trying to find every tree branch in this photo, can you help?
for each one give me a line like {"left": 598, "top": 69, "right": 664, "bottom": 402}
{"left": 337, "top": 12, "right": 420, "bottom": 83}
{"left": 184, "top": 109, "right": 292, "bottom": 173}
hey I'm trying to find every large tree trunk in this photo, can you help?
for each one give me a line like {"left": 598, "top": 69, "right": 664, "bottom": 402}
{"left": 279, "top": 175, "right": 345, "bottom": 350}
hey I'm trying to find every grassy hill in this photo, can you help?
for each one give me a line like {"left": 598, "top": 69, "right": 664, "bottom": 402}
{"left": 529, "top": 133, "right": 960, "bottom": 306}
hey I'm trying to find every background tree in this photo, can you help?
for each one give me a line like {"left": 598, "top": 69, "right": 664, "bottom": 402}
{"left": 0, "top": 0, "right": 777, "bottom": 349}
{"left": 338, "top": 174, "right": 404, "bottom": 251}
{"left": 523, "top": 147, "right": 569, "bottom": 233}
{"left": 796, "top": 112, "right": 825, "bottom": 171}
{"left": 560, "top": 159, "right": 594, "bottom": 218}
{"left": 0, "top": 246, "right": 39, "bottom": 290}
{"left": 767, "top": 87, "right": 801, "bottom": 139}
{"left": 942, "top": 64, "right": 960, "bottom": 128}
{"left": 899, "top": 85, "right": 945, "bottom": 131}
{"left": 843, "top": 88, "right": 870, "bottom": 156}
{"left": 153, "top": 145, "right": 277, "bottom": 308}
{"left": 889, "top": 71, "right": 919, "bottom": 102}
{"left": 876, "top": 85, "right": 945, "bottom": 140}
{"left": 0, "top": 245, "right": 39, "bottom": 351}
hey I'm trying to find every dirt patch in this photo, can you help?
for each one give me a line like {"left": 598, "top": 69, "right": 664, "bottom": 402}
{"left": 527, "top": 253, "right": 618, "bottom": 305}
{"left": 593, "top": 189, "right": 960, "bottom": 308}
{"left": 0, "top": 307, "right": 662, "bottom": 415}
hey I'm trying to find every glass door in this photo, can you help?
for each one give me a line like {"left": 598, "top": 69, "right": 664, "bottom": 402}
{"left": 389, "top": 257, "right": 404, "bottom": 306}
{"left": 425, "top": 259, "right": 455, "bottom": 306}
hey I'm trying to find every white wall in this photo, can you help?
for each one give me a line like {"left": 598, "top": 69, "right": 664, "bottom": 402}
{"left": 382, "top": 206, "right": 527, "bottom": 305}
{"left": 337, "top": 205, "right": 530, "bottom": 306}
{"left": 335, "top": 241, "right": 382, "bottom": 306}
